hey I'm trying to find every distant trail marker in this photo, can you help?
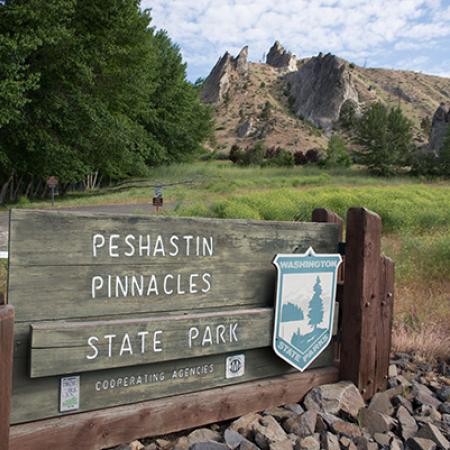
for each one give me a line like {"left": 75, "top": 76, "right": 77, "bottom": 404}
{"left": 46, "top": 176, "right": 58, "bottom": 207}
{"left": 152, "top": 185, "right": 163, "bottom": 212}
{"left": 272, "top": 248, "right": 342, "bottom": 372}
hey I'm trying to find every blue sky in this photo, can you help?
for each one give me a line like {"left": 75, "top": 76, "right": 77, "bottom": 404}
{"left": 142, "top": 0, "right": 450, "bottom": 82}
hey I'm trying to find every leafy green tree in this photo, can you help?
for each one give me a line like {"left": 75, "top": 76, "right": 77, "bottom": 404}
{"left": 0, "top": 0, "right": 212, "bottom": 203}
{"left": 308, "top": 276, "right": 324, "bottom": 330}
{"left": 323, "top": 135, "right": 351, "bottom": 167}
{"left": 356, "top": 102, "right": 413, "bottom": 176}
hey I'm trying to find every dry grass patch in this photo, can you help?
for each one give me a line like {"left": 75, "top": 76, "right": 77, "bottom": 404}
{"left": 392, "top": 321, "right": 450, "bottom": 361}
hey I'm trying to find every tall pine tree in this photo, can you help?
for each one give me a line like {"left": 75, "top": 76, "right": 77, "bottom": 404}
{"left": 308, "top": 276, "right": 324, "bottom": 330}
{"left": 356, "top": 102, "right": 413, "bottom": 176}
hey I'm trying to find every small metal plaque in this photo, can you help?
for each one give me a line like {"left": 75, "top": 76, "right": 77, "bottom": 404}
{"left": 60, "top": 376, "right": 80, "bottom": 412}
{"left": 225, "top": 354, "right": 245, "bottom": 379}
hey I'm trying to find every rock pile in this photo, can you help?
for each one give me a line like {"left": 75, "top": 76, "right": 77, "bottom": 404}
{"left": 110, "top": 354, "right": 450, "bottom": 450}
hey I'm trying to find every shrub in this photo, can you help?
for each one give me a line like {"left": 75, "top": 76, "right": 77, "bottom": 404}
{"left": 294, "top": 151, "right": 308, "bottom": 165}
{"left": 305, "top": 149, "right": 321, "bottom": 164}
{"left": 323, "top": 135, "right": 352, "bottom": 167}
{"left": 241, "top": 141, "right": 266, "bottom": 166}
{"left": 265, "top": 148, "right": 294, "bottom": 167}
{"left": 260, "top": 101, "right": 272, "bottom": 120}
{"left": 229, "top": 144, "right": 244, "bottom": 164}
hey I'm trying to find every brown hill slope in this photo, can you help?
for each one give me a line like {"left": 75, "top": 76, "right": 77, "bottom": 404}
{"left": 202, "top": 44, "right": 450, "bottom": 153}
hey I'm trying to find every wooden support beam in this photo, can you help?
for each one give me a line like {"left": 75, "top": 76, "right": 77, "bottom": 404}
{"left": 10, "top": 366, "right": 339, "bottom": 450}
{"left": 339, "top": 208, "right": 382, "bottom": 400}
{"left": 374, "top": 256, "right": 395, "bottom": 393}
{"left": 312, "top": 208, "right": 345, "bottom": 282}
{"left": 312, "top": 208, "right": 344, "bottom": 241}
{"left": 0, "top": 305, "right": 14, "bottom": 450}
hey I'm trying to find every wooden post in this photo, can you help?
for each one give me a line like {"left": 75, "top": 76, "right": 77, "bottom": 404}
{"left": 312, "top": 208, "right": 345, "bottom": 282}
{"left": 312, "top": 208, "right": 344, "bottom": 240}
{"left": 375, "top": 256, "right": 395, "bottom": 393}
{"left": 0, "top": 305, "right": 14, "bottom": 450}
{"left": 339, "top": 208, "right": 382, "bottom": 400}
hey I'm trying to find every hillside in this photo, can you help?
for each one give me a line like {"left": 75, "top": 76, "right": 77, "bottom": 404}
{"left": 202, "top": 42, "right": 450, "bottom": 153}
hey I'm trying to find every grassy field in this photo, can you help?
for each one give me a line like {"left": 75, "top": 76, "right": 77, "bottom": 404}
{"left": 3, "top": 161, "right": 450, "bottom": 358}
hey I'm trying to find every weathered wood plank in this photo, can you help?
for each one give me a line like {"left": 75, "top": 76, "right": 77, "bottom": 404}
{"left": 339, "top": 208, "right": 382, "bottom": 400}
{"left": 10, "top": 366, "right": 339, "bottom": 450}
{"left": 9, "top": 210, "right": 339, "bottom": 322}
{"left": 9, "top": 209, "right": 339, "bottom": 266}
{"left": 0, "top": 305, "right": 14, "bottom": 450}
{"left": 10, "top": 263, "right": 275, "bottom": 322}
{"left": 30, "top": 306, "right": 339, "bottom": 378}
{"left": 11, "top": 346, "right": 336, "bottom": 424}
{"left": 30, "top": 308, "right": 273, "bottom": 377}
{"left": 375, "top": 256, "right": 395, "bottom": 393}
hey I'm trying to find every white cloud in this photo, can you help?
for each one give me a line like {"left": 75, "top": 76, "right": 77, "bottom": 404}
{"left": 142, "top": 0, "right": 450, "bottom": 78}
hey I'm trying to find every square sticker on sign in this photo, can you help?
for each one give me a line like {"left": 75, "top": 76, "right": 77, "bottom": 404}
{"left": 225, "top": 354, "right": 245, "bottom": 379}
{"left": 60, "top": 376, "right": 80, "bottom": 412}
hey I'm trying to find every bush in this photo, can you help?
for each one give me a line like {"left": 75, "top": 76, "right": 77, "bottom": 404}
{"left": 265, "top": 148, "right": 294, "bottom": 167}
{"left": 242, "top": 142, "right": 266, "bottom": 166}
{"left": 305, "top": 149, "right": 321, "bottom": 164}
{"left": 323, "top": 135, "right": 352, "bottom": 167}
{"left": 229, "top": 144, "right": 244, "bottom": 164}
{"left": 260, "top": 101, "right": 272, "bottom": 120}
{"left": 294, "top": 151, "right": 308, "bottom": 165}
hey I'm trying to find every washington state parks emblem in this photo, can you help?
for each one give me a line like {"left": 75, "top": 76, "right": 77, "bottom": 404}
{"left": 272, "top": 247, "right": 342, "bottom": 372}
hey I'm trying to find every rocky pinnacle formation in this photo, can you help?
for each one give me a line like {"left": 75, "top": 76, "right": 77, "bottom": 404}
{"left": 266, "top": 41, "right": 298, "bottom": 72}
{"left": 286, "top": 53, "right": 359, "bottom": 130}
{"left": 201, "top": 46, "right": 249, "bottom": 103}
{"left": 429, "top": 103, "right": 449, "bottom": 154}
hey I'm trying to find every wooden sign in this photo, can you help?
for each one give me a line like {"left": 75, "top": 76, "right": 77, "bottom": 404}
{"left": 7, "top": 209, "right": 340, "bottom": 425}
{"left": 46, "top": 176, "right": 58, "bottom": 189}
{"left": 1, "top": 207, "right": 395, "bottom": 450}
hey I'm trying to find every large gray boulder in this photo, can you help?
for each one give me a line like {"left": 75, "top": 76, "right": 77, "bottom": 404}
{"left": 266, "top": 41, "right": 298, "bottom": 72}
{"left": 201, "top": 46, "right": 249, "bottom": 103}
{"left": 429, "top": 103, "right": 449, "bottom": 154}
{"left": 285, "top": 53, "right": 359, "bottom": 131}
{"left": 303, "top": 381, "right": 365, "bottom": 419}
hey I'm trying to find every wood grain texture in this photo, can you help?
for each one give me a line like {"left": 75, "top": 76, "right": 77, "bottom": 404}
{"left": 30, "top": 308, "right": 273, "bottom": 377}
{"left": 11, "top": 346, "right": 336, "bottom": 424}
{"left": 374, "top": 256, "right": 395, "bottom": 393}
{"left": 7, "top": 209, "right": 341, "bottom": 424}
{"left": 9, "top": 366, "right": 339, "bottom": 450}
{"left": 0, "top": 305, "right": 14, "bottom": 450}
{"left": 9, "top": 210, "right": 339, "bottom": 322}
{"left": 339, "top": 208, "right": 382, "bottom": 399}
